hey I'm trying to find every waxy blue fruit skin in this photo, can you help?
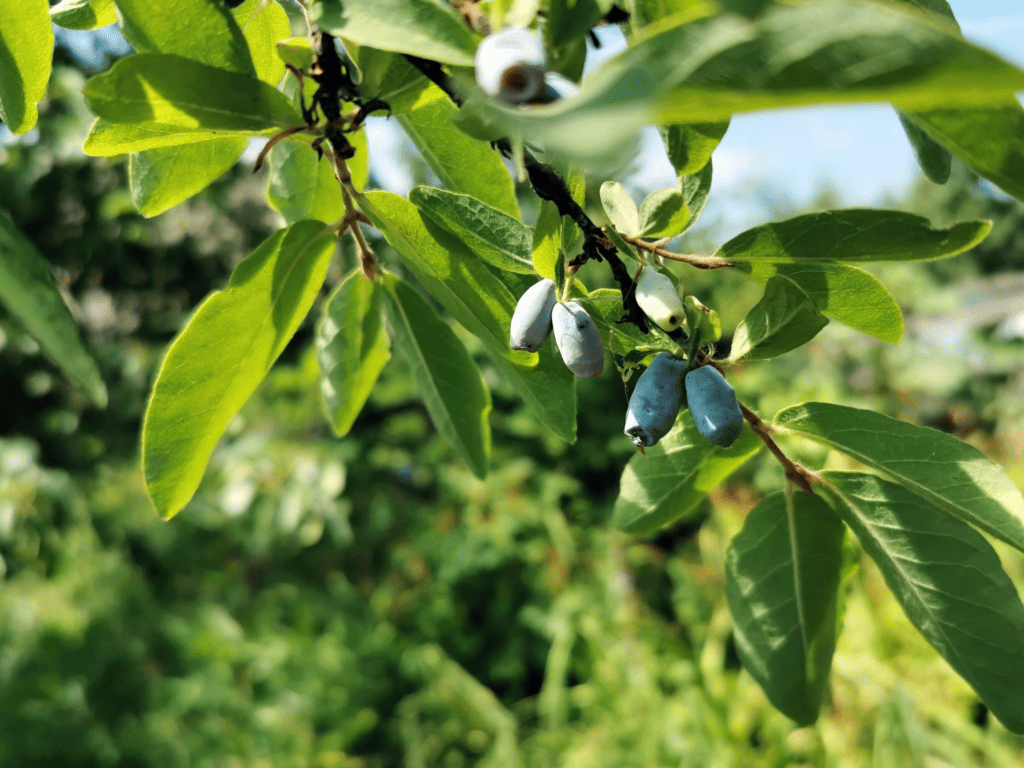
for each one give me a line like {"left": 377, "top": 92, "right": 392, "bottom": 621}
{"left": 551, "top": 301, "right": 604, "bottom": 378}
{"left": 685, "top": 366, "right": 744, "bottom": 447}
{"left": 624, "top": 352, "right": 688, "bottom": 448}
{"left": 510, "top": 278, "right": 557, "bottom": 352}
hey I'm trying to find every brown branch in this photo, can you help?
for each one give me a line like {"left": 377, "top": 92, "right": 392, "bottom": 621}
{"left": 330, "top": 152, "right": 376, "bottom": 279}
{"left": 618, "top": 232, "right": 733, "bottom": 270}
{"left": 738, "top": 402, "right": 815, "bottom": 494}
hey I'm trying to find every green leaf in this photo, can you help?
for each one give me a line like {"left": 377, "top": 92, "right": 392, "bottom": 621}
{"left": 360, "top": 192, "right": 578, "bottom": 443}
{"left": 276, "top": 37, "right": 316, "bottom": 72}
{"left": 410, "top": 187, "right": 534, "bottom": 274}
{"left": 0, "top": 0, "right": 53, "bottom": 134}
{"left": 646, "top": 2, "right": 1024, "bottom": 122}
{"left": 817, "top": 471, "right": 1024, "bottom": 734}
{"left": 346, "top": 45, "right": 446, "bottom": 114}
{"left": 600, "top": 181, "right": 640, "bottom": 237}
{"left": 683, "top": 295, "right": 720, "bottom": 343}
{"left": 317, "top": 270, "right": 391, "bottom": 437}
{"left": 736, "top": 260, "right": 903, "bottom": 344}
{"left": 775, "top": 403, "right": 1024, "bottom": 554}
{"left": 532, "top": 201, "right": 562, "bottom": 281}
{"left": 547, "top": 0, "right": 615, "bottom": 48}
{"left": 678, "top": 161, "right": 712, "bottom": 231}
{"left": 359, "top": 191, "right": 529, "bottom": 364}
{"left": 398, "top": 101, "right": 520, "bottom": 220}
{"left": 898, "top": 110, "right": 951, "bottom": 185}
{"left": 659, "top": 120, "right": 729, "bottom": 177}
{"left": 50, "top": 0, "right": 116, "bottom": 30}
{"left": 83, "top": 118, "right": 246, "bottom": 156}
{"left": 729, "top": 275, "right": 829, "bottom": 361}
{"left": 129, "top": 137, "right": 247, "bottom": 217}
{"left": 717, "top": 210, "right": 990, "bottom": 264}
{"left": 382, "top": 275, "right": 491, "bottom": 478}
{"left": 613, "top": 416, "right": 762, "bottom": 533}
{"left": 578, "top": 288, "right": 678, "bottom": 356}
{"left": 267, "top": 133, "right": 369, "bottom": 225}
{"left": 637, "top": 187, "right": 689, "bottom": 239}
{"left": 115, "top": 0, "right": 255, "bottom": 74}
{"left": 625, "top": 0, "right": 709, "bottom": 31}
{"left": 311, "top": 0, "right": 478, "bottom": 66}
{"left": 0, "top": 214, "right": 106, "bottom": 407}
{"left": 142, "top": 221, "right": 336, "bottom": 519}
{"left": 908, "top": 104, "right": 1024, "bottom": 204}
{"left": 726, "top": 491, "right": 844, "bottom": 725}
{"left": 233, "top": 0, "right": 292, "bottom": 85}
{"left": 83, "top": 53, "right": 302, "bottom": 132}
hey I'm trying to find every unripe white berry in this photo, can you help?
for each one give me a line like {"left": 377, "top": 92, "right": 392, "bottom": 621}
{"left": 474, "top": 27, "right": 546, "bottom": 105}
{"left": 635, "top": 266, "right": 684, "bottom": 331}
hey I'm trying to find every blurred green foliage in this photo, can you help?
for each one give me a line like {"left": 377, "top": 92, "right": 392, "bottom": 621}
{"left": 2, "top": 60, "right": 1024, "bottom": 767}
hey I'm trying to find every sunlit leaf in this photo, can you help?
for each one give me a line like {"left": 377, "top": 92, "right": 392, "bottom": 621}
{"left": 0, "top": 0, "right": 53, "bottom": 134}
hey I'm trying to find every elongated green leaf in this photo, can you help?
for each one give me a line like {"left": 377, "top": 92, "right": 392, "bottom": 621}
{"left": 775, "top": 402, "right": 1024, "bottom": 553}
{"left": 646, "top": 2, "right": 1024, "bottom": 122}
{"left": 410, "top": 187, "right": 533, "bottom": 274}
{"left": 547, "top": 0, "right": 615, "bottom": 47}
{"left": 361, "top": 192, "right": 578, "bottom": 442}
{"left": 817, "top": 471, "right": 1024, "bottom": 733}
{"left": 532, "top": 201, "right": 562, "bottom": 281}
{"left": 909, "top": 105, "right": 1024, "bottom": 204}
{"left": 729, "top": 276, "right": 829, "bottom": 361}
{"left": 84, "top": 53, "right": 302, "bottom": 132}
{"left": 115, "top": 0, "right": 255, "bottom": 74}
{"left": 717, "top": 210, "right": 990, "bottom": 264}
{"left": 626, "top": 0, "right": 708, "bottom": 31}
{"left": 0, "top": 0, "right": 53, "bottom": 134}
{"left": 726, "top": 491, "right": 844, "bottom": 725}
{"left": 267, "top": 134, "right": 368, "bottom": 225}
{"left": 638, "top": 188, "right": 689, "bottom": 239}
{"left": 898, "top": 111, "right": 951, "bottom": 185}
{"left": 382, "top": 275, "right": 491, "bottom": 478}
{"left": 679, "top": 161, "right": 712, "bottom": 232}
{"left": 398, "top": 101, "right": 520, "bottom": 219}
{"left": 130, "top": 137, "right": 247, "bottom": 217}
{"left": 359, "top": 190, "right": 529, "bottom": 363}
{"left": 317, "top": 270, "right": 390, "bottom": 437}
{"left": 346, "top": 45, "right": 445, "bottom": 114}
{"left": 83, "top": 118, "right": 247, "bottom": 156}
{"left": 613, "top": 416, "right": 762, "bottom": 533}
{"left": 736, "top": 260, "right": 903, "bottom": 344}
{"left": 600, "top": 181, "right": 640, "bottom": 237}
{"left": 233, "top": 0, "right": 291, "bottom": 85}
{"left": 142, "top": 221, "right": 336, "bottom": 519}
{"left": 577, "top": 288, "right": 677, "bottom": 357}
{"left": 312, "top": 0, "right": 478, "bottom": 66}
{"left": 50, "top": 0, "right": 116, "bottom": 30}
{"left": 0, "top": 214, "right": 106, "bottom": 407}
{"left": 659, "top": 121, "right": 729, "bottom": 177}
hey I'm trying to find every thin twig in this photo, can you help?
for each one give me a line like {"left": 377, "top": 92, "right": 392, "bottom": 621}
{"left": 330, "top": 151, "right": 376, "bottom": 279}
{"left": 738, "top": 402, "right": 815, "bottom": 494}
{"left": 619, "top": 232, "right": 733, "bottom": 270}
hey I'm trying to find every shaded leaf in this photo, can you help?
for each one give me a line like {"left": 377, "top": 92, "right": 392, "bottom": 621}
{"left": 729, "top": 275, "right": 829, "bottom": 361}
{"left": 898, "top": 110, "right": 951, "bottom": 185}
{"left": 817, "top": 471, "right": 1024, "bottom": 733}
{"left": 318, "top": 270, "right": 391, "bottom": 437}
{"left": 577, "top": 288, "right": 677, "bottom": 357}
{"left": 398, "top": 100, "right": 520, "bottom": 219}
{"left": 346, "top": 44, "right": 446, "bottom": 114}
{"left": 0, "top": 214, "right": 106, "bottom": 406}
{"left": 684, "top": 295, "right": 720, "bottom": 343}
{"left": 726, "top": 491, "right": 844, "bottom": 725}
{"left": 0, "top": 0, "right": 53, "bottom": 134}
{"left": 83, "top": 53, "right": 302, "bottom": 132}
{"left": 613, "top": 416, "right": 762, "bottom": 533}
{"left": 382, "top": 275, "right": 491, "bottom": 478}
{"left": 312, "top": 0, "right": 478, "bottom": 66}
{"left": 267, "top": 134, "right": 369, "bottom": 225}
{"left": 717, "top": 210, "right": 990, "bottom": 264}
{"left": 50, "top": 0, "right": 116, "bottom": 30}
{"left": 410, "top": 187, "right": 533, "bottom": 274}
{"left": 142, "top": 221, "right": 336, "bottom": 519}
{"left": 637, "top": 187, "right": 689, "bottom": 239}
{"left": 736, "top": 260, "right": 903, "bottom": 343}
{"left": 600, "top": 181, "right": 640, "bottom": 237}
{"left": 659, "top": 120, "right": 729, "bottom": 177}
{"left": 129, "top": 137, "right": 248, "bottom": 217}
{"left": 775, "top": 402, "right": 1024, "bottom": 553}
{"left": 547, "top": 0, "right": 615, "bottom": 48}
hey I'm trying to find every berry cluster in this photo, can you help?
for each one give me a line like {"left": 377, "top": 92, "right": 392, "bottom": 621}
{"left": 474, "top": 27, "right": 581, "bottom": 105}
